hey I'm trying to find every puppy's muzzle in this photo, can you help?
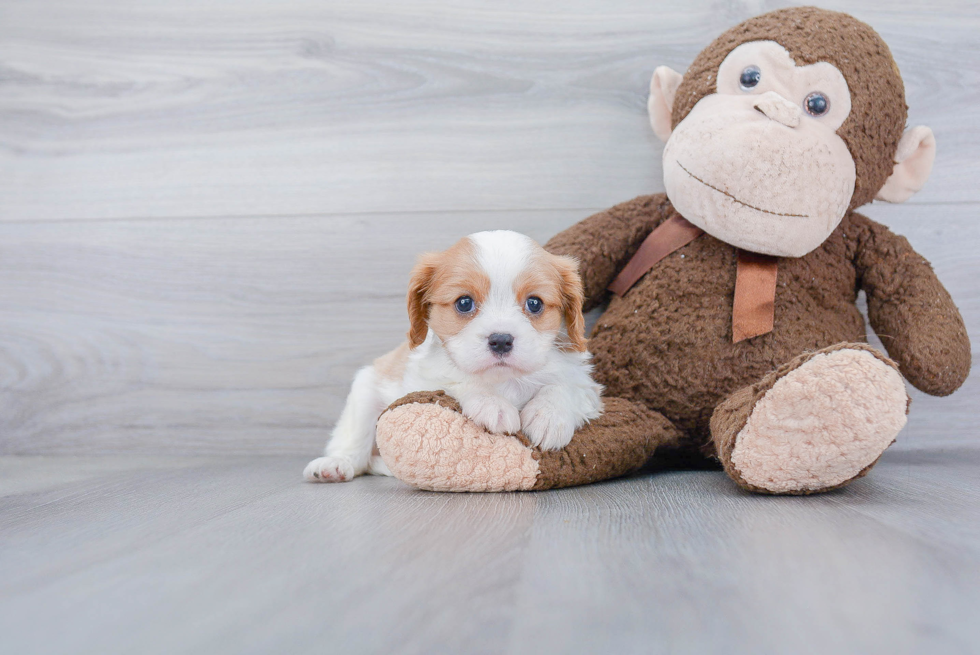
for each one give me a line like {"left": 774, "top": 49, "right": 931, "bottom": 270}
{"left": 487, "top": 333, "right": 514, "bottom": 355}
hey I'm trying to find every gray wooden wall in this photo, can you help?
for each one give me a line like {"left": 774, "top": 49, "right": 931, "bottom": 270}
{"left": 1, "top": 0, "right": 977, "bottom": 455}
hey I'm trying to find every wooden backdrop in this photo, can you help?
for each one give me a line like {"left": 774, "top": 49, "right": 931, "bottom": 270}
{"left": 0, "top": 0, "right": 977, "bottom": 455}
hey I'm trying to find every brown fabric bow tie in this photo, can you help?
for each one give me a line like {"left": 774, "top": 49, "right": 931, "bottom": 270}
{"left": 608, "top": 215, "right": 778, "bottom": 343}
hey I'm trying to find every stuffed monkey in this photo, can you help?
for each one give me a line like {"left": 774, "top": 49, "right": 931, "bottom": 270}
{"left": 374, "top": 7, "right": 971, "bottom": 494}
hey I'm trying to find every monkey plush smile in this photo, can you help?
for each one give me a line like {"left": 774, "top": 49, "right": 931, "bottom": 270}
{"left": 674, "top": 160, "right": 810, "bottom": 219}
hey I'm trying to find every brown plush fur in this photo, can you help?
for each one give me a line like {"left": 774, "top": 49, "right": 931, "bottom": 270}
{"left": 384, "top": 389, "right": 465, "bottom": 415}
{"left": 531, "top": 397, "right": 683, "bottom": 489}
{"left": 546, "top": 194, "right": 971, "bottom": 455}
{"left": 672, "top": 6, "right": 906, "bottom": 210}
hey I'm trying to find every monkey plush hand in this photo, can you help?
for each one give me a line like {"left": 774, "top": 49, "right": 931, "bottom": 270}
{"left": 374, "top": 7, "right": 971, "bottom": 494}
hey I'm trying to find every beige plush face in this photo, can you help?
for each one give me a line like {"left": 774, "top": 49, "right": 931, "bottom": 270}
{"left": 662, "top": 41, "right": 856, "bottom": 257}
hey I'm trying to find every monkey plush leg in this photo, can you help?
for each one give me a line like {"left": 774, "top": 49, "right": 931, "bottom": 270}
{"left": 375, "top": 391, "right": 683, "bottom": 492}
{"left": 711, "top": 343, "right": 910, "bottom": 495}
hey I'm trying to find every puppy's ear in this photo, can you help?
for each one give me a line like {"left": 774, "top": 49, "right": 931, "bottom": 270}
{"left": 406, "top": 252, "right": 440, "bottom": 349}
{"left": 553, "top": 254, "right": 587, "bottom": 352}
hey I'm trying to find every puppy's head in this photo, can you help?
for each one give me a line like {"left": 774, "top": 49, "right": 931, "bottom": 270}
{"left": 407, "top": 230, "right": 586, "bottom": 377}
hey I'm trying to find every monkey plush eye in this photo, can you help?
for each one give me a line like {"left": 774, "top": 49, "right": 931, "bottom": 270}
{"left": 525, "top": 297, "right": 544, "bottom": 314}
{"left": 739, "top": 66, "right": 762, "bottom": 90}
{"left": 804, "top": 92, "right": 830, "bottom": 116}
{"left": 454, "top": 296, "right": 475, "bottom": 314}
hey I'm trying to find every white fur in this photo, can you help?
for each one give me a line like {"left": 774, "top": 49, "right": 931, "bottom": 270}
{"left": 304, "top": 230, "right": 604, "bottom": 483}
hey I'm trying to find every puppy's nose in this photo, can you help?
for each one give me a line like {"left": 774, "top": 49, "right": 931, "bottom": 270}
{"left": 487, "top": 333, "right": 514, "bottom": 355}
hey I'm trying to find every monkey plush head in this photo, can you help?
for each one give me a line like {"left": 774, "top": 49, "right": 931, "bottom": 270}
{"left": 649, "top": 7, "right": 936, "bottom": 257}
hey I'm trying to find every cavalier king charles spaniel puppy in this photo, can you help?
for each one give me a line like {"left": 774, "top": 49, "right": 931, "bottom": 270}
{"left": 304, "top": 230, "right": 603, "bottom": 482}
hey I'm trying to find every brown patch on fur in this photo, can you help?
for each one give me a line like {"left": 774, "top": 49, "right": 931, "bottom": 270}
{"left": 513, "top": 250, "right": 588, "bottom": 352}
{"left": 427, "top": 303, "right": 473, "bottom": 342}
{"left": 513, "top": 255, "right": 564, "bottom": 335}
{"left": 553, "top": 254, "right": 587, "bottom": 352}
{"left": 406, "top": 238, "right": 490, "bottom": 348}
{"left": 373, "top": 342, "right": 410, "bottom": 382}
{"left": 671, "top": 7, "right": 907, "bottom": 209}
{"left": 407, "top": 253, "right": 439, "bottom": 348}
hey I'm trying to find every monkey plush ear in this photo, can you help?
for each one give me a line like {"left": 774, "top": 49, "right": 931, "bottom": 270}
{"left": 648, "top": 66, "right": 684, "bottom": 142}
{"left": 876, "top": 126, "right": 936, "bottom": 203}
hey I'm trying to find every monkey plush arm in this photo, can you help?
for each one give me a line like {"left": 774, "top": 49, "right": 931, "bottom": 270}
{"left": 544, "top": 194, "right": 672, "bottom": 310}
{"left": 852, "top": 213, "right": 971, "bottom": 396}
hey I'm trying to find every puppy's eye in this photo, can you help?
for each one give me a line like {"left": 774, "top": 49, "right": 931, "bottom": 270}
{"left": 454, "top": 296, "right": 475, "bottom": 314}
{"left": 525, "top": 297, "right": 544, "bottom": 315}
{"left": 739, "top": 66, "right": 761, "bottom": 91}
{"left": 804, "top": 92, "right": 830, "bottom": 117}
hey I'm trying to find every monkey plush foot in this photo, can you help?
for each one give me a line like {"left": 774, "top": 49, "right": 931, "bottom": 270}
{"left": 375, "top": 391, "right": 680, "bottom": 492}
{"left": 711, "top": 343, "right": 910, "bottom": 495}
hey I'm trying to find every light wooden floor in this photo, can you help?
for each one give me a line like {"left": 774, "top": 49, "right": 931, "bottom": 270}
{"left": 1, "top": 0, "right": 978, "bottom": 652}
{"left": 2, "top": 450, "right": 979, "bottom": 654}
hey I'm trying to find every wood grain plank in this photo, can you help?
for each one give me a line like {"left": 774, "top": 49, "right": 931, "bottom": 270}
{"left": 1, "top": 0, "right": 978, "bottom": 222}
{"left": 0, "top": 455, "right": 536, "bottom": 655}
{"left": 0, "top": 457, "right": 295, "bottom": 598}
{"left": 0, "top": 453, "right": 977, "bottom": 654}
{"left": 0, "top": 202, "right": 975, "bottom": 455}
{"left": 505, "top": 452, "right": 980, "bottom": 655}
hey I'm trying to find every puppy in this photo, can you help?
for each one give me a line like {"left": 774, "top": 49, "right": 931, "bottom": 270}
{"left": 304, "top": 230, "right": 604, "bottom": 483}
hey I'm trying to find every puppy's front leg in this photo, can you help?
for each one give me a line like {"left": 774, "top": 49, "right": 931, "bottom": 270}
{"left": 456, "top": 387, "right": 522, "bottom": 435}
{"left": 521, "top": 384, "right": 603, "bottom": 451}
{"left": 304, "top": 366, "right": 384, "bottom": 483}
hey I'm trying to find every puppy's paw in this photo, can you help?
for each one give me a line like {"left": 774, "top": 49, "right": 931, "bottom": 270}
{"left": 461, "top": 395, "right": 522, "bottom": 435}
{"left": 521, "top": 396, "right": 576, "bottom": 451}
{"left": 303, "top": 456, "right": 356, "bottom": 483}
